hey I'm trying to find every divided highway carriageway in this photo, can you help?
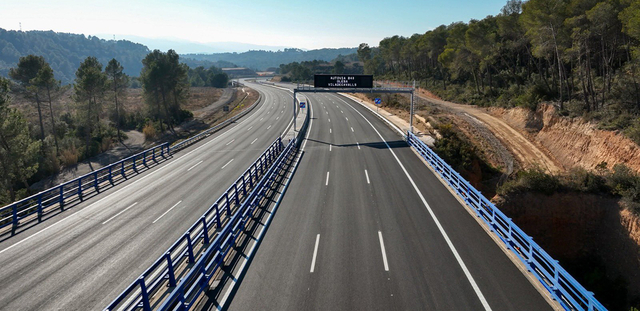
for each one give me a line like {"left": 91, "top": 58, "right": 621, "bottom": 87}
{"left": 0, "top": 79, "right": 580, "bottom": 310}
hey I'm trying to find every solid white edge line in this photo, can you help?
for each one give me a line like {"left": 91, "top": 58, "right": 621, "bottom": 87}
{"left": 365, "top": 169, "right": 370, "bottom": 184}
{"left": 325, "top": 171, "right": 330, "bottom": 186}
{"left": 152, "top": 200, "right": 182, "bottom": 224}
{"left": 310, "top": 234, "right": 320, "bottom": 273}
{"left": 0, "top": 88, "right": 269, "bottom": 255}
{"left": 187, "top": 160, "right": 204, "bottom": 171}
{"left": 216, "top": 91, "right": 314, "bottom": 310}
{"left": 339, "top": 97, "right": 493, "bottom": 311}
{"left": 378, "top": 231, "right": 389, "bottom": 271}
{"left": 102, "top": 202, "right": 138, "bottom": 225}
{"left": 221, "top": 159, "right": 234, "bottom": 170}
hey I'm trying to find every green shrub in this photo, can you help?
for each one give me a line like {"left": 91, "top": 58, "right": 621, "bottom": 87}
{"left": 498, "top": 167, "right": 561, "bottom": 195}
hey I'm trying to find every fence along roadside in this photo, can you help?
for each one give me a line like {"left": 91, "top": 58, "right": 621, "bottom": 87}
{"left": 406, "top": 131, "right": 606, "bottom": 311}
{"left": 0, "top": 88, "right": 263, "bottom": 236}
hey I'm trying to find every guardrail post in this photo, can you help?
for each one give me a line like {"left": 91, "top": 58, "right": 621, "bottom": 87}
{"left": 12, "top": 204, "right": 18, "bottom": 234}
{"left": 133, "top": 156, "right": 138, "bottom": 173}
{"left": 167, "top": 144, "right": 171, "bottom": 156}
{"left": 214, "top": 203, "right": 220, "bottom": 229}
{"left": 138, "top": 278, "right": 152, "bottom": 311}
{"left": 152, "top": 148, "right": 157, "bottom": 163}
{"left": 108, "top": 166, "right": 113, "bottom": 185}
{"left": 121, "top": 161, "right": 126, "bottom": 178}
{"left": 233, "top": 184, "right": 239, "bottom": 206}
{"left": 241, "top": 176, "right": 247, "bottom": 196}
{"left": 78, "top": 179, "right": 83, "bottom": 202}
{"left": 225, "top": 193, "right": 231, "bottom": 215}
{"left": 59, "top": 186, "right": 64, "bottom": 211}
{"left": 165, "top": 253, "right": 177, "bottom": 287}
{"left": 143, "top": 151, "right": 148, "bottom": 167}
{"left": 93, "top": 172, "right": 99, "bottom": 193}
{"left": 185, "top": 233, "right": 196, "bottom": 263}
{"left": 37, "top": 194, "right": 43, "bottom": 222}
{"left": 201, "top": 217, "right": 210, "bottom": 245}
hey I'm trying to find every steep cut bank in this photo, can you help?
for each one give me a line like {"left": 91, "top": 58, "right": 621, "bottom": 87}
{"left": 491, "top": 104, "right": 640, "bottom": 173}
{"left": 495, "top": 193, "right": 640, "bottom": 310}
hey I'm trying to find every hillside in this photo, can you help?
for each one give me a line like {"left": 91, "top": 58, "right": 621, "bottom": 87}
{"left": 0, "top": 28, "right": 150, "bottom": 84}
{"left": 185, "top": 48, "right": 358, "bottom": 71}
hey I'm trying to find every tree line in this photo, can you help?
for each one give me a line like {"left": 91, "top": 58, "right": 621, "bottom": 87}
{"left": 0, "top": 49, "right": 210, "bottom": 204}
{"left": 357, "top": 0, "right": 640, "bottom": 141}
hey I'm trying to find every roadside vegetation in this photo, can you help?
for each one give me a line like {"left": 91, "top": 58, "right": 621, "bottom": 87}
{"left": 355, "top": 0, "right": 640, "bottom": 145}
{"left": 0, "top": 49, "right": 230, "bottom": 206}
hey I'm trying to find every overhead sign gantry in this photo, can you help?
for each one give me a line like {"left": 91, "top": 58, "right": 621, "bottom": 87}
{"left": 292, "top": 75, "right": 416, "bottom": 133}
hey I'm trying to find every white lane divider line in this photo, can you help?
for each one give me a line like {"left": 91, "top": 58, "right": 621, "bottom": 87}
{"left": 103, "top": 202, "right": 138, "bottom": 225}
{"left": 346, "top": 117, "right": 348, "bottom": 121}
{"left": 325, "top": 171, "right": 330, "bottom": 186}
{"left": 226, "top": 139, "right": 235, "bottom": 146}
{"left": 310, "top": 234, "right": 320, "bottom": 273}
{"left": 260, "top": 117, "right": 263, "bottom": 121}
{"left": 340, "top": 97, "right": 492, "bottom": 311}
{"left": 328, "top": 118, "right": 331, "bottom": 122}
{"left": 187, "top": 160, "right": 203, "bottom": 171}
{"left": 365, "top": 170, "right": 370, "bottom": 184}
{"left": 281, "top": 110, "right": 284, "bottom": 114}
{"left": 251, "top": 138, "right": 258, "bottom": 145}
{"left": 221, "top": 159, "right": 234, "bottom": 169}
{"left": 351, "top": 127, "right": 354, "bottom": 132}
{"left": 378, "top": 231, "right": 389, "bottom": 271}
{"left": 153, "top": 200, "right": 182, "bottom": 224}
{"left": 341, "top": 110, "right": 344, "bottom": 114}
{"left": 326, "top": 111, "right": 328, "bottom": 114}
{"left": 329, "top": 128, "right": 332, "bottom": 134}
{"left": 329, "top": 144, "right": 332, "bottom": 152}
{"left": 267, "top": 125, "right": 272, "bottom": 130}
{"left": 247, "top": 126, "right": 253, "bottom": 131}
{"left": 357, "top": 142, "right": 361, "bottom": 150}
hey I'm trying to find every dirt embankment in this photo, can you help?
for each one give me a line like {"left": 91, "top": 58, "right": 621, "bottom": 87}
{"left": 491, "top": 104, "right": 640, "bottom": 173}
{"left": 495, "top": 193, "right": 640, "bottom": 306}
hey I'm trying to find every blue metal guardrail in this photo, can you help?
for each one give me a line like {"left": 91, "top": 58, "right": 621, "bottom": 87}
{"left": 170, "top": 92, "right": 262, "bottom": 153}
{"left": 406, "top": 131, "right": 606, "bottom": 311}
{"left": 0, "top": 143, "right": 170, "bottom": 235}
{"left": 105, "top": 137, "right": 296, "bottom": 311}
{"left": 0, "top": 90, "right": 263, "bottom": 235}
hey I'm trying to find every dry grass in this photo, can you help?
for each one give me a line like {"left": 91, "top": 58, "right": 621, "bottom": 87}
{"left": 142, "top": 123, "right": 156, "bottom": 140}
{"left": 60, "top": 146, "right": 79, "bottom": 166}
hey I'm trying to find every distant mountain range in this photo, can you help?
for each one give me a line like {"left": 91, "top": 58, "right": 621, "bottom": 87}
{"left": 0, "top": 28, "right": 356, "bottom": 84}
{"left": 95, "top": 34, "right": 292, "bottom": 54}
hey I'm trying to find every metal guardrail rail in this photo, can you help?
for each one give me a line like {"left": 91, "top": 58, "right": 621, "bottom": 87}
{"left": 0, "top": 143, "right": 170, "bottom": 235}
{"left": 406, "top": 131, "right": 606, "bottom": 311}
{"left": 0, "top": 89, "right": 263, "bottom": 236}
{"left": 170, "top": 92, "right": 262, "bottom": 153}
{"left": 106, "top": 91, "right": 311, "bottom": 311}
{"left": 105, "top": 137, "right": 294, "bottom": 311}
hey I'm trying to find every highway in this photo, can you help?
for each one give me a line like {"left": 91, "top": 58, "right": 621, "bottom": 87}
{"left": 225, "top": 90, "right": 554, "bottom": 310}
{"left": 0, "top": 81, "right": 296, "bottom": 310}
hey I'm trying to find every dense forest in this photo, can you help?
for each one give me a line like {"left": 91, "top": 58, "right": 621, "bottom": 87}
{"left": 0, "top": 29, "right": 150, "bottom": 84}
{"left": 185, "top": 47, "right": 358, "bottom": 71}
{"left": 0, "top": 29, "right": 235, "bottom": 85}
{"left": 0, "top": 50, "right": 193, "bottom": 205}
{"left": 357, "top": 0, "right": 640, "bottom": 142}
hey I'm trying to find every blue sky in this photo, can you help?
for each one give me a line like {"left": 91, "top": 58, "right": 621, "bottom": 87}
{"left": 0, "top": 0, "right": 509, "bottom": 51}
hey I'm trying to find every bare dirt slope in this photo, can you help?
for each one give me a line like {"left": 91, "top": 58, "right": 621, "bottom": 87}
{"left": 415, "top": 89, "right": 563, "bottom": 173}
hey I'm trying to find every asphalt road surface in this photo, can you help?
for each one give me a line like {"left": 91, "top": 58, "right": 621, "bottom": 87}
{"left": 0, "top": 81, "right": 296, "bottom": 310}
{"left": 226, "top": 90, "right": 553, "bottom": 311}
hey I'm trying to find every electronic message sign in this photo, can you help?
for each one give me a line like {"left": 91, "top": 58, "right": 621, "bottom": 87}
{"left": 314, "top": 75, "right": 373, "bottom": 88}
